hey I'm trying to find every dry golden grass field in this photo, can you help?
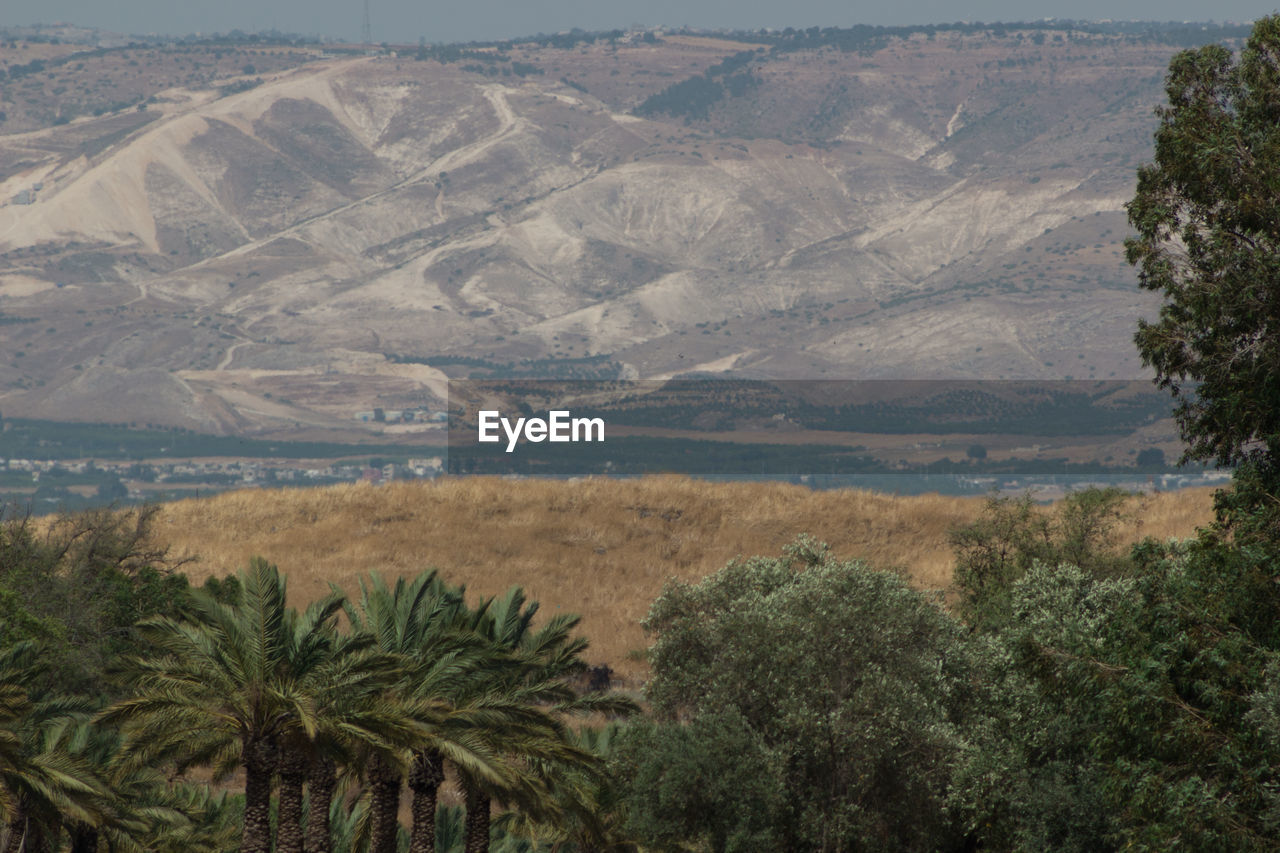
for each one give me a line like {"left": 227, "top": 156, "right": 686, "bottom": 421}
{"left": 150, "top": 477, "right": 1217, "bottom": 681}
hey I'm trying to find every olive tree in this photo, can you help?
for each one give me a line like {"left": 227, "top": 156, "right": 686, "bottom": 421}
{"left": 629, "top": 537, "right": 974, "bottom": 852}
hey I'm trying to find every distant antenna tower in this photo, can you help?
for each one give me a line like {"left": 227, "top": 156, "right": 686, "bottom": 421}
{"left": 361, "top": 0, "right": 372, "bottom": 45}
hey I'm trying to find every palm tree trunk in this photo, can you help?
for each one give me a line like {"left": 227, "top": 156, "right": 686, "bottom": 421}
{"left": 68, "top": 823, "right": 99, "bottom": 853}
{"left": 305, "top": 754, "right": 337, "bottom": 853}
{"left": 277, "top": 746, "right": 309, "bottom": 853}
{"left": 3, "top": 804, "right": 41, "bottom": 853}
{"left": 242, "top": 737, "right": 277, "bottom": 853}
{"left": 463, "top": 786, "right": 490, "bottom": 853}
{"left": 2, "top": 816, "right": 25, "bottom": 853}
{"left": 28, "top": 822, "right": 46, "bottom": 853}
{"left": 407, "top": 749, "right": 445, "bottom": 853}
{"left": 5, "top": 819, "right": 44, "bottom": 853}
{"left": 368, "top": 752, "right": 403, "bottom": 853}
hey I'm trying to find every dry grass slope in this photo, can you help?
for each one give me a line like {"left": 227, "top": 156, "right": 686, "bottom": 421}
{"left": 151, "top": 477, "right": 1216, "bottom": 680}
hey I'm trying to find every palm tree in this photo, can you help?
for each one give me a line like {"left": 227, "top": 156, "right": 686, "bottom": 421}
{"left": 50, "top": 719, "right": 241, "bottom": 853}
{"left": 345, "top": 571, "right": 585, "bottom": 853}
{"left": 345, "top": 571, "right": 445, "bottom": 853}
{"left": 273, "top": 618, "right": 416, "bottom": 853}
{"left": 0, "top": 642, "right": 29, "bottom": 824}
{"left": 454, "top": 588, "right": 638, "bottom": 853}
{"left": 344, "top": 571, "right": 506, "bottom": 853}
{"left": 403, "top": 687, "right": 571, "bottom": 853}
{"left": 0, "top": 639, "right": 108, "bottom": 853}
{"left": 51, "top": 720, "right": 136, "bottom": 853}
{"left": 342, "top": 574, "right": 636, "bottom": 853}
{"left": 493, "top": 723, "right": 638, "bottom": 853}
{"left": 137, "top": 784, "right": 243, "bottom": 853}
{"left": 101, "top": 558, "right": 349, "bottom": 853}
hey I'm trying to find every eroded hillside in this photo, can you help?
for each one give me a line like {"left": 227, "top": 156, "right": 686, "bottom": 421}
{"left": 0, "top": 27, "right": 1207, "bottom": 434}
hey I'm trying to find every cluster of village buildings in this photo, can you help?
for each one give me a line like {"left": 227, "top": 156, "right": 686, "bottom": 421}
{"left": 353, "top": 408, "right": 449, "bottom": 424}
{"left": 4, "top": 455, "right": 444, "bottom": 493}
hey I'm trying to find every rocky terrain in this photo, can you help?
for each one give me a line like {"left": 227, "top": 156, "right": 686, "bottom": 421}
{"left": 0, "top": 24, "right": 1239, "bottom": 437}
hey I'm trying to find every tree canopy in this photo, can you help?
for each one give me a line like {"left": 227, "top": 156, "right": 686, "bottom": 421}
{"left": 629, "top": 536, "right": 973, "bottom": 852}
{"left": 1126, "top": 14, "right": 1280, "bottom": 482}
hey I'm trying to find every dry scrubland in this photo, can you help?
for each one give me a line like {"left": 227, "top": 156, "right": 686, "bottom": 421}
{"left": 151, "top": 477, "right": 1216, "bottom": 680}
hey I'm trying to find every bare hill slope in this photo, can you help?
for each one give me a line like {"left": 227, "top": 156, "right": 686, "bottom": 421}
{"left": 150, "top": 477, "right": 1217, "bottom": 679}
{"left": 0, "top": 27, "right": 1208, "bottom": 434}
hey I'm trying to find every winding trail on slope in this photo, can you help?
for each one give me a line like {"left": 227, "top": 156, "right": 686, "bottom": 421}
{"left": 216, "top": 339, "right": 250, "bottom": 371}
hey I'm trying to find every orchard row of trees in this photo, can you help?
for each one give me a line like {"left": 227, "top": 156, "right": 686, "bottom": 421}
{"left": 0, "top": 509, "right": 637, "bottom": 853}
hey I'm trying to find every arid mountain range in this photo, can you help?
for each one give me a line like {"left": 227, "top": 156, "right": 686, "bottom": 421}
{"left": 0, "top": 24, "right": 1235, "bottom": 438}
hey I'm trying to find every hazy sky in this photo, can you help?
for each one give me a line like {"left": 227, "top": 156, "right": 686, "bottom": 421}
{"left": 5, "top": 1, "right": 1279, "bottom": 44}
